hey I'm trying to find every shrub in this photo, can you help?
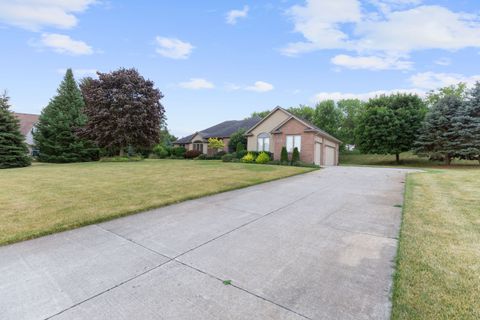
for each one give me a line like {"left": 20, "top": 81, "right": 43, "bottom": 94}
{"left": 216, "top": 150, "right": 227, "bottom": 157}
{"left": 236, "top": 150, "right": 247, "bottom": 159}
{"left": 196, "top": 154, "right": 207, "bottom": 160}
{"left": 171, "top": 146, "right": 186, "bottom": 157}
{"left": 255, "top": 152, "right": 270, "bottom": 164}
{"left": 222, "top": 154, "right": 234, "bottom": 162}
{"left": 236, "top": 142, "right": 245, "bottom": 153}
{"left": 185, "top": 150, "right": 202, "bottom": 159}
{"left": 280, "top": 147, "right": 289, "bottom": 164}
{"left": 152, "top": 145, "right": 169, "bottom": 158}
{"left": 242, "top": 152, "right": 256, "bottom": 163}
{"left": 229, "top": 128, "right": 247, "bottom": 152}
{"left": 291, "top": 147, "right": 300, "bottom": 165}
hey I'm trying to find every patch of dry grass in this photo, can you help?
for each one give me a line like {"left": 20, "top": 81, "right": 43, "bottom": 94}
{"left": 392, "top": 169, "right": 480, "bottom": 319}
{"left": 0, "top": 160, "right": 313, "bottom": 245}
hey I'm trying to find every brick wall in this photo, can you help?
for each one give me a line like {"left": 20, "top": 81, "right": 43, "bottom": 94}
{"left": 272, "top": 118, "right": 316, "bottom": 164}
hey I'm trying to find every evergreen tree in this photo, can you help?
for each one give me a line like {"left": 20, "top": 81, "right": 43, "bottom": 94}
{"left": 34, "top": 69, "right": 98, "bottom": 163}
{"left": 0, "top": 92, "right": 31, "bottom": 168}
{"left": 291, "top": 147, "right": 300, "bottom": 165}
{"left": 414, "top": 95, "right": 462, "bottom": 165}
{"left": 280, "top": 146, "right": 288, "bottom": 164}
{"left": 455, "top": 82, "right": 480, "bottom": 163}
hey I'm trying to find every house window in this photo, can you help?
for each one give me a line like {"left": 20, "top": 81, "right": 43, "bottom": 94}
{"left": 193, "top": 142, "right": 203, "bottom": 152}
{"left": 286, "top": 135, "right": 301, "bottom": 152}
{"left": 257, "top": 133, "right": 270, "bottom": 151}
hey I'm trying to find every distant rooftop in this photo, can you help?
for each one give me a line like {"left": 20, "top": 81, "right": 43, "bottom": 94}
{"left": 175, "top": 116, "right": 261, "bottom": 144}
{"left": 14, "top": 113, "right": 39, "bottom": 136}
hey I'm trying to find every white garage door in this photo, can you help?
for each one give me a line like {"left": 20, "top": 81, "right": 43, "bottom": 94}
{"left": 314, "top": 142, "right": 321, "bottom": 165}
{"left": 325, "top": 146, "right": 335, "bottom": 166}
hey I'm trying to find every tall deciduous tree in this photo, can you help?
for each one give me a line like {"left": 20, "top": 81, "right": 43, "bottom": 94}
{"left": 34, "top": 69, "right": 98, "bottom": 163}
{"left": 0, "top": 92, "right": 31, "bottom": 168}
{"left": 313, "top": 100, "right": 342, "bottom": 137}
{"left": 80, "top": 68, "right": 165, "bottom": 156}
{"left": 337, "top": 99, "right": 364, "bottom": 146}
{"left": 356, "top": 94, "right": 426, "bottom": 163}
{"left": 414, "top": 95, "right": 462, "bottom": 165}
{"left": 426, "top": 83, "right": 468, "bottom": 107}
{"left": 288, "top": 104, "right": 315, "bottom": 123}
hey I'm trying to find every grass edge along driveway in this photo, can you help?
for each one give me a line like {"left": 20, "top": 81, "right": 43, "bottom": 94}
{"left": 392, "top": 169, "right": 480, "bottom": 319}
{"left": 0, "top": 160, "right": 314, "bottom": 246}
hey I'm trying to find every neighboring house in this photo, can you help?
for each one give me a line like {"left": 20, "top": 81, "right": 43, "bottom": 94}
{"left": 245, "top": 107, "right": 341, "bottom": 166}
{"left": 174, "top": 116, "right": 262, "bottom": 155}
{"left": 14, "top": 113, "right": 39, "bottom": 153}
{"left": 176, "top": 107, "right": 341, "bottom": 165}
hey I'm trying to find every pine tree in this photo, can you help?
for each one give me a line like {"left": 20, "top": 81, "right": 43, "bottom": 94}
{"left": 291, "top": 147, "right": 300, "bottom": 165}
{"left": 455, "top": 82, "right": 480, "bottom": 163}
{"left": 0, "top": 92, "right": 31, "bottom": 169}
{"left": 414, "top": 95, "right": 462, "bottom": 165}
{"left": 34, "top": 69, "right": 98, "bottom": 163}
{"left": 280, "top": 146, "right": 288, "bottom": 164}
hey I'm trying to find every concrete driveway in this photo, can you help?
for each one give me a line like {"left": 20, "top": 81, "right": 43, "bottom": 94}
{"left": 0, "top": 167, "right": 410, "bottom": 320}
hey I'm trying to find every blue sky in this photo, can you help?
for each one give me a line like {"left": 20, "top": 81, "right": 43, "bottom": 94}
{"left": 1, "top": 0, "right": 480, "bottom": 138}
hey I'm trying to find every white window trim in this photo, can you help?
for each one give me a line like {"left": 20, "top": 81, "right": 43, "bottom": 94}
{"left": 286, "top": 135, "right": 301, "bottom": 152}
{"left": 257, "top": 133, "right": 270, "bottom": 152}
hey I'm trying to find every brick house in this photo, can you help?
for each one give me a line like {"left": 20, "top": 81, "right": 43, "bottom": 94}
{"left": 175, "top": 107, "right": 341, "bottom": 165}
{"left": 245, "top": 107, "right": 341, "bottom": 166}
{"left": 173, "top": 116, "right": 261, "bottom": 155}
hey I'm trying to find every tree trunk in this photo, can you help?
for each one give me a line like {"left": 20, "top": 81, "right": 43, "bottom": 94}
{"left": 119, "top": 147, "right": 125, "bottom": 157}
{"left": 444, "top": 154, "right": 451, "bottom": 165}
{"left": 395, "top": 153, "right": 400, "bottom": 164}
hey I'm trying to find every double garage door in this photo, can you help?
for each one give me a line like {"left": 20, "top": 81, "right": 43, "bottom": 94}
{"left": 314, "top": 143, "right": 336, "bottom": 166}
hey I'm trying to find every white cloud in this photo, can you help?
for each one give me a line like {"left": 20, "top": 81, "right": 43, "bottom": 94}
{"left": 331, "top": 54, "right": 412, "bottom": 70}
{"left": 245, "top": 81, "right": 274, "bottom": 92}
{"left": 155, "top": 36, "right": 194, "bottom": 59}
{"left": 226, "top": 6, "right": 249, "bottom": 25}
{"left": 434, "top": 57, "right": 451, "bottom": 66}
{"left": 0, "top": 0, "right": 96, "bottom": 31}
{"left": 179, "top": 78, "right": 215, "bottom": 90}
{"left": 409, "top": 72, "right": 480, "bottom": 90}
{"left": 57, "top": 68, "right": 97, "bottom": 77}
{"left": 38, "top": 33, "right": 93, "bottom": 55}
{"left": 282, "top": 0, "right": 361, "bottom": 56}
{"left": 313, "top": 88, "right": 425, "bottom": 102}
{"left": 283, "top": 1, "right": 480, "bottom": 70}
{"left": 356, "top": 6, "right": 480, "bottom": 53}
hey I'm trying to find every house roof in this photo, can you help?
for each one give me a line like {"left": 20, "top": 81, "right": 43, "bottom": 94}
{"left": 175, "top": 116, "right": 262, "bottom": 144}
{"left": 14, "top": 113, "right": 39, "bottom": 136}
{"left": 245, "top": 106, "right": 342, "bottom": 144}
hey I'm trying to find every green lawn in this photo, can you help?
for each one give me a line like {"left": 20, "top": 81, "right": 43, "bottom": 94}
{"left": 0, "top": 160, "right": 314, "bottom": 246}
{"left": 392, "top": 169, "right": 480, "bottom": 319}
{"left": 340, "top": 151, "right": 479, "bottom": 167}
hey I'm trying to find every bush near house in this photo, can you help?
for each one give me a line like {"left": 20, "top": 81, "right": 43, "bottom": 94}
{"left": 185, "top": 150, "right": 202, "bottom": 159}
{"left": 291, "top": 147, "right": 300, "bottom": 165}
{"left": 171, "top": 146, "right": 186, "bottom": 158}
{"left": 242, "top": 152, "right": 256, "bottom": 163}
{"left": 221, "top": 154, "right": 234, "bottom": 162}
{"left": 255, "top": 152, "right": 270, "bottom": 164}
{"left": 152, "top": 144, "right": 169, "bottom": 158}
{"left": 281, "top": 146, "right": 289, "bottom": 164}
